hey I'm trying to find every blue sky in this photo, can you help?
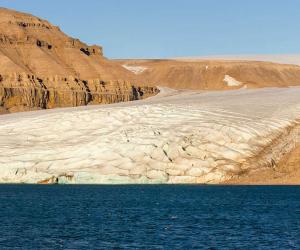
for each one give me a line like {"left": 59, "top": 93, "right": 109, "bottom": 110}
{"left": 1, "top": 0, "right": 300, "bottom": 58}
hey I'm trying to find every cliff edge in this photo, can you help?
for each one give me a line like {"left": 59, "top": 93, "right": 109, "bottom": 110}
{"left": 0, "top": 8, "right": 158, "bottom": 113}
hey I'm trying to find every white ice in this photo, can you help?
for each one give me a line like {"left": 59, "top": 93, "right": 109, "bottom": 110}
{"left": 122, "top": 64, "right": 148, "bottom": 74}
{"left": 1, "top": 87, "right": 300, "bottom": 184}
{"left": 224, "top": 75, "right": 242, "bottom": 87}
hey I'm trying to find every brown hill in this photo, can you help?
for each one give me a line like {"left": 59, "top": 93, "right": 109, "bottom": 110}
{"left": 118, "top": 59, "right": 300, "bottom": 90}
{"left": 2, "top": 7, "right": 300, "bottom": 114}
{"left": 0, "top": 8, "right": 158, "bottom": 114}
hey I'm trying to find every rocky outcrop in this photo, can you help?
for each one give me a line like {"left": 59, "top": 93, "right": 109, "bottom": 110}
{"left": 0, "top": 8, "right": 158, "bottom": 113}
{"left": 0, "top": 73, "right": 158, "bottom": 114}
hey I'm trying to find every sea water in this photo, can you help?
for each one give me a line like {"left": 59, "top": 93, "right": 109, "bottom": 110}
{"left": 0, "top": 185, "right": 299, "bottom": 249}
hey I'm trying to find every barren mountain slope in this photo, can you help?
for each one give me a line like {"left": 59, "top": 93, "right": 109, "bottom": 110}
{"left": 119, "top": 59, "right": 300, "bottom": 90}
{"left": 0, "top": 8, "right": 158, "bottom": 114}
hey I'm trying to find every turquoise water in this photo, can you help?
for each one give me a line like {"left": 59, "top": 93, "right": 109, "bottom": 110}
{"left": 0, "top": 185, "right": 299, "bottom": 249}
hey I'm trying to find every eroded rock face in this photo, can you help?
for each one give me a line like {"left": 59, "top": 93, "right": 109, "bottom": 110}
{"left": 0, "top": 73, "right": 158, "bottom": 113}
{"left": 0, "top": 8, "right": 158, "bottom": 113}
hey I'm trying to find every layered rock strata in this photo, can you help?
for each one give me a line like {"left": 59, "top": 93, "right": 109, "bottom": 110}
{"left": 0, "top": 8, "right": 158, "bottom": 113}
{"left": 0, "top": 73, "right": 158, "bottom": 113}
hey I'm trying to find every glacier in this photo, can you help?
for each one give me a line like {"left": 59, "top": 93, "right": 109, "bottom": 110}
{"left": 1, "top": 87, "right": 300, "bottom": 184}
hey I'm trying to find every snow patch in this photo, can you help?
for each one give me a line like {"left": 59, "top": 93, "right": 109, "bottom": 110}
{"left": 122, "top": 65, "right": 147, "bottom": 75}
{"left": 224, "top": 75, "right": 242, "bottom": 87}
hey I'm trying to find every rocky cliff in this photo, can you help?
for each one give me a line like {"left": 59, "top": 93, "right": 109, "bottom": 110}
{"left": 0, "top": 8, "right": 158, "bottom": 114}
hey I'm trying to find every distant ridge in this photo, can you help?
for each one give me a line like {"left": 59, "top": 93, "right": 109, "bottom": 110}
{"left": 117, "top": 58, "right": 300, "bottom": 90}
{"left": 173, "top": 54, "right": 300, "bottom": 66}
